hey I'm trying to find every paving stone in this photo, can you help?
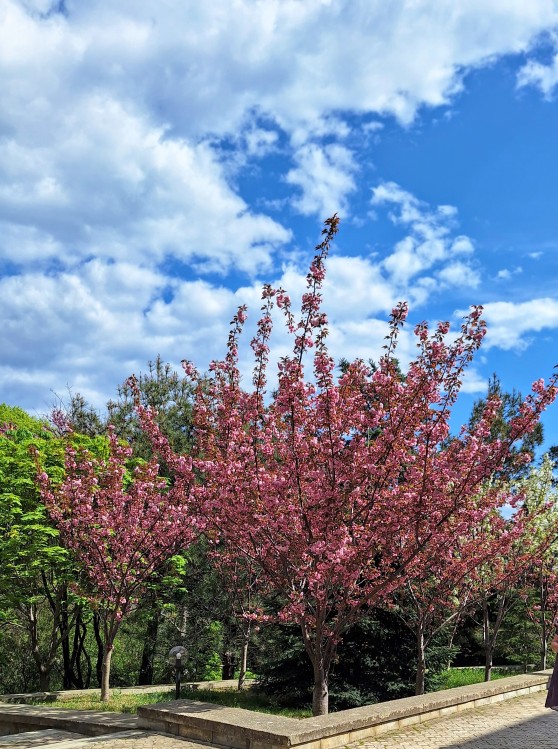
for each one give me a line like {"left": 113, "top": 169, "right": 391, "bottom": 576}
{"left": 44, "top": 731, "right": 218, "bottom": 749}
{"left": 0, "top": 705, "right": 137, "bottom": 736}
{"left": 2, "top": 683, "right": 558, "bottom": 749}
{"left": 353, "top": 691, "right": 558, "bottom": 749}
{"left": 0, "top": 730, "right": 84, "bottom": 748}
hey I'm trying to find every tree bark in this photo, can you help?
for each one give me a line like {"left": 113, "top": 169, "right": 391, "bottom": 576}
{"left": 138, "top": 606, "right": 160, "bottom": 685}
{"left": 221, "top": 651, "right": 235, "bottom": 680}
{"left": 27, "top": 602, "right": 53, "bottom": 692}
{"left": 237, "top": 629, "right": 250, "bottom": 690}
{"left": 38, "top": 667, "right": 51, "bottom": 692}
{"left": 312, "top": 660, "right": 329, "bottom": 716}
{"left": 483, "top": 601, "right": 492, "bottom": 682}
{"left": 100, "top": 643, "right": 114, "bottom": 702}
{"left": 541, "top": 638, "right": 548, "bottom": 672}
{"left": 93, "top": 613, "right": 104, "bottom": 688}
{"left": 539, "top": 572, "right": 549, "bottom": 671}
{"left": 415, "top": 626, "right": 426, "bottom": 696}
{"left": 60, "top": 585, "right": 72, "bottom": 689}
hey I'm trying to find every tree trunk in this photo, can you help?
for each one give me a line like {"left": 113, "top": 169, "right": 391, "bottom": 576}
{"left": 100, "top": 643, "right": 114, "bottom": 702}
{"left": 539, "top": 573, "right": 548, "bottom": 671}
{"left": 73, "top": 613, "right": 91, "bottom": 688}
{"left": 38, "top": 667, "right": 51, "bottom": 692}
{"left": 237, "top": 630, "right": 250, "bottom": 690}
{"left": 415, "top": 626, "right": 426, "bottom": 696}
{"left": 61, "top": 599, "right": 88, "bottom": 690}
{"left": 483, "top": 601, "right": 492, "bottom": 682}
{"left": 60, "top": 586, "right": 72, "bottom": 689}
{"left": 222, "top": 621, "right": 236, "bottom": 680}
{"left": 312, "top": 661, "right": 329, "bottom": 716}
{"left": 541, "top": 638, "right": 548, "bottom": 672}
{"left": 93, "top": 613, "right": 104, "bottom": 688}
{"left": 138, "top": 606, "right": 160, "bottom": 685}
{"left": 27, "top": 603, "right": 52, "bottom": 692}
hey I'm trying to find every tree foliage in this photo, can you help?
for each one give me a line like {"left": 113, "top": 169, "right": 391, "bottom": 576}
{"left": 37, "top": 426, "right": 197, "bottom": 699}
{"left": 136, "top": 217, "right": 557, "bottom": 714}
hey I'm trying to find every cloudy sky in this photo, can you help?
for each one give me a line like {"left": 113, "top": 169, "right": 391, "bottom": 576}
{"left": 3, "top": 0, "right": 558, "bottom": 446}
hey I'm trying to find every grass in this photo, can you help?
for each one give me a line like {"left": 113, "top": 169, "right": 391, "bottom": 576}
{"left": 436, "top": 667, "right": 509, "bottom": 690}
{"left": 29, "top": 687, "right": 312, "bottom": 719}
{"left": 26, "top": 667, "right": 517, "bottom": 716}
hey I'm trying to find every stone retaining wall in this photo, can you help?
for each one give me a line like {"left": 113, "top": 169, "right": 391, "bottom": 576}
{"left": 0, "top": 681, "right": 252, "bottom": 706}
{"left": 137, "top": 670, "right": 552, "bottom": 749}
{"left": 0, "top": 705, "right": 137, "bottom": 737}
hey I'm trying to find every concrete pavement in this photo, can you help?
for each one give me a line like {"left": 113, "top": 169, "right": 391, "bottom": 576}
{"left": 356, "top": 690, "right": 558, "bottom": 748}
{"left": 66, "top": 692, "right": 558, "bottom": 749}
{"left": 2, "top": 684, "right": 557, "bottom": 748}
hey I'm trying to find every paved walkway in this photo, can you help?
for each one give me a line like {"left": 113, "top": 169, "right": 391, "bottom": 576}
{"left": 64, "top": 692, "right": 558, "bottom": 749}
{"left": 2, "top": 690, "right": 558, "bottom": 748}
{"left": 356, "top": 690, "right": 557, "bottom": 749}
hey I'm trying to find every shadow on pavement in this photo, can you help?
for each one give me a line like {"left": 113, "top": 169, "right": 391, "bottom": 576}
{"left": 439, "top": 711, "right": 558, "bottom": 749}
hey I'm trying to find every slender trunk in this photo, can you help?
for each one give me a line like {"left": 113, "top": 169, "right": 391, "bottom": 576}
{"left": 447, "top": 621, "right": 458, "bottom": 670}
{"left": 59, "top": 590, "right": 86, "bottom": 689}
{"left": 222, "top": 621, "right": 236, "bottom": 680}
{"left": 138, "top": 606, "right": 160, "bottom": 685}
{"left": 60, "top": 585, "right": 72, "bottom": 689}
{"left": 415, "top": 626, "right": 426, "bottom": 696}
{"left": 72, "top": 611, "right": 90, "bottom": 689}
{"left": 312, "top": 660, "right": 329, "bottom": 716}
{"left": 93, "top": 613, "right": 104, "bottom": 688}
{"left": 539, "top": 573, "right": 548, "bottom": 671}
{"left": 483, "top": 600, "right": 492, "bottom": 682}
{"left": 100, "top": 643, "right": 114, "bottom": 702}
{"left": 237, "top": 628, "right": 250, "bottom": 690}
{"left": 27, "top": 603, "right": 52, "bottom": 692}
{"left": 483, "top": 593, "right": 509, "bottom": 682}
{"left": 38, "top": 667, "right": 51, "bottom": 692}
{"left": 81, "top": 622, "right": 93, "bottom": 689}
{"left": 222, "top": 651, "right": 235, "bottom": 681}
{"left": 541, "top": 638, "right": 548, "bottom": 672}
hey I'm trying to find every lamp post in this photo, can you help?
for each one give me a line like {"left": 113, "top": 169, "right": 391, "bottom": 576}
{"left": 168, "top": 646, "right": 187, "bottom": 699}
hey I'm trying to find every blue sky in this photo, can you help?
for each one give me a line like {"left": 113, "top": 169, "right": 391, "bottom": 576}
{"left": 3, "top": 0, "right": 558, "bottom": 448}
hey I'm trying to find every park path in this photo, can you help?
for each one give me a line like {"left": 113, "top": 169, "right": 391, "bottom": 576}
{"left": 1, "top": 690, "right": 557, "bottom": 749}
{"left": 105, "top": 692, "right": 558, "bottom": 749}
{"left": 354, "top": 690, "right": 557, "bottom": 749}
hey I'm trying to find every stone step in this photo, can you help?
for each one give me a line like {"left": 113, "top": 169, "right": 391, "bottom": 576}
{"left": 0, "top": 705, "right": 137, "bottom": 737}
{"left": 0, "top": 730, "right": 84, "bottom": 748}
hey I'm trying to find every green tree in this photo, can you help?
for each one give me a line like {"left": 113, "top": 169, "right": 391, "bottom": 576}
{"left": 0, "top": 404, "right": 109, "bottom": 692}
{"left": 0, "top": 405, "right": 75, "bottom": 690}
{"left": 108, "top": 356, "right": 194, "bottom": 459}
{"left": 61, "top": 358, "right": 197, "bottom": 686}
{"left": 469, "top": 374, "right": 544, "bottom": 479}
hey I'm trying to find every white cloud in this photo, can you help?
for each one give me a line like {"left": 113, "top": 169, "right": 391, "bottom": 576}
{"left": 371, "top": 181, "right": 479, "bottom": 293}
{"left": 3, "top": 0, "right": 558, "bottom": 414}
{"left": 459, "top": 366, "right": 490, "bottom": 395}
{"left": 286, "top": 143, "right": 357, "bottom": 218}
{"left": 0, "top": 91, "right": 291, "bottom": 274}
{"left": 5, "top": 0, "right": 548, "bottom": 138}
{"left": 1, "top": 0, "right": 555, "bottom": 275}
{"left": 517, "top": 39, "right": 558, "bottom": 97}
{"left": 438, "top": 262, "right": 480, "bottom": 288}
{"left": 458, "top": 298, "right": 558, "bottom": 351}
{"left": 0, "top": 249, "right": 403, "bottom": 413}
{"left": 496, "top": 266, "right": 523, "bottom": 280}
{"left": 244, "top": 128, "right": 280, "bottom": 158}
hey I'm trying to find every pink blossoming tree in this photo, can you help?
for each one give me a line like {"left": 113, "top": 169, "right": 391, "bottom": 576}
{"left": 38, "top": 427, "right": 196, "bottom": 700}
{"left": 137, "top": 217, "right": 557, "bottom": 715}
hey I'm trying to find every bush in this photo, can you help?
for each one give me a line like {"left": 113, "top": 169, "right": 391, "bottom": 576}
{"left": 257, "top": 608, "right": 452, "bottom": 711}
